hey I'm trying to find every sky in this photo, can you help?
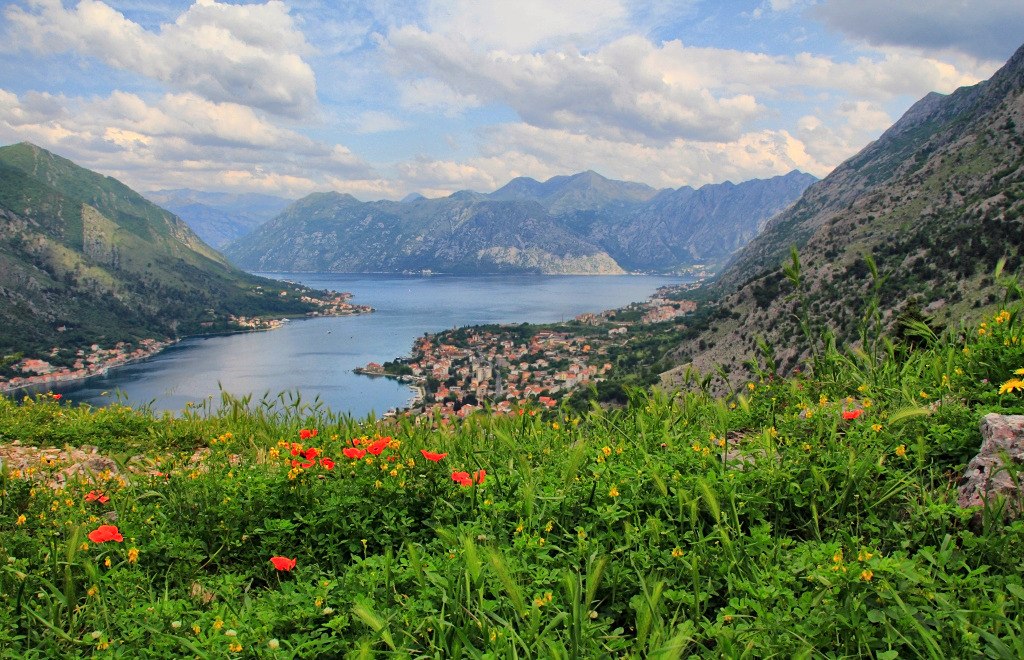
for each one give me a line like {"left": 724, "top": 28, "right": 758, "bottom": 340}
{"left": 0, "top": 1, "right": 1022, "bottom": 200}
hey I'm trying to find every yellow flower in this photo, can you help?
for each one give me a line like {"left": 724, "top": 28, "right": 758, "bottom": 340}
{"left": 802, "top": 443, "right": 812, "bottom": 452}
{"left": 374, "top": 480, "right": 383, "bottom": 489}
{"left": 538, "top": 537, "right": 546, "bottom": 546}
{"left": 895, "top": 445, "right": 907, "bottom": 457}
{"left": 609, "top": 485, "right": 620, "bottom": 498}
{"left": 544, "top": 520, "right": 554, "bottom": 532}
{"left": 213, "top": 619, "right": 224, "bottom": 631}
{"left": 871, "top": 424, "right": 883, "bottom": 432}
{"left": 193, "top": 624, "right": 201, "bottom": 635}
{"left": 832, "top": 550, "right": 843, "bottom": 564}
{"left": 671, "top": 547, "right": 684, "bottom": 558}
{"left": 551, "top": 422, "right": 559, "bottom": 430}
{"left": 819, "top": 394, "right": 828, "bottom": 406}
{"left": 128, "top": 548, "right": 139, "bottom": 564}
{"left": 1015, "top": 368, "right": 1024, "bottom": 376}
{"left": 999, "top": 378, "right": 1024, "bottom": 395}
{"left": 747, "top": 382, "right": 755, "bottom": 391}
{"left": 87, "top": 585, "right": 99, "bottom": 597}
{"left": 860, "top": 569, "right": 874, "bottom": 581}
{"left": 229, "top": 642, "right": 243, "bottom": 653}
{"left": 857, "top": 549, "right": 874, "bottom": 562}
{"left": 16, "top": 514, "right": 26, "bottom": 525}
{"left": 919, "top": 390, "right": 929, "bottom": 399}
{"left": 691, "top": 442, "right": 702, "bottom": 453}
{"left": 104, "top": 557, "right": 111, "bottom": 568}
{"left": 601, "top": 446, "right": 612, "bottom": 456}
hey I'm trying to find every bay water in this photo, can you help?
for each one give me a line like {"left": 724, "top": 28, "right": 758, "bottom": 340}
{"left": 49, "top": 273, "right": 683, "bottom": 417}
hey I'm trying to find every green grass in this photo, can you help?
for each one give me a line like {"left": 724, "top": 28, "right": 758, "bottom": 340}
{"left": 2, "top": 299, "right": 1024, "bottom": 657}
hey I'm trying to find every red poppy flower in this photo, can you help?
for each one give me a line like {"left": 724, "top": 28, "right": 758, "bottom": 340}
{"left": 421, "top": 449, "right": 447, "bottom": 462}
{"left": 352, "top": 438, "right": 362, "bottom": 446}
{"left": 291, "top": 459, "right": 300, "bottom": 468}
{"left": 290, "top": 447, "right": 300, "bottom": 456}
{"left": 300, "top": 460, "right": 315, "bottom": 469}
{"left": 474, "top": 469, "right": 486, "bottom": 485}
{"left": 304, "top": 447, "right": 319, "bottom": 460}
{"left": 270, "top": 556, "right": 296, "bottom": 571}
{"left": 343, "top": 447, "right": 366, "bottom": 460}
{"left": 52, "top": 393, "right": 62, "bottom": 400}
{"left": 451, "top": 470, "right": 472, "bottom": 487}
{"left": 842, "top": 409, "right": 864, "bottom": 420}
{"left": 84, "top": 490, "right": 110, "bottom": 504}
{"left": 367, "top": 437, "right": 391, "bottom": 456}
{"left": 320, "top": 458, "right": 335, "bottom": 470}
{"left": 88, "top": 524, "right": 123, "bottom": 543}
{"left": 299, "top": 429, "right": 318, "bottom": 440}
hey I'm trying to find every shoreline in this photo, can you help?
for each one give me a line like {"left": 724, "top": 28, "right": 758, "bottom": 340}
{"left": 2, "top": 306, "right": 374, "bottom": 397}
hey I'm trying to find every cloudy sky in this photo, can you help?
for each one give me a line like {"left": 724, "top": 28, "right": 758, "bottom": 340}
{"left": 1, "top": 1, "right": 1021, "bottom": 200}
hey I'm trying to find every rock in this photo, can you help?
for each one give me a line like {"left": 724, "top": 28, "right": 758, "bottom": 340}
{"left": 957, "top": 413, "right": 1024, "bottom": 520}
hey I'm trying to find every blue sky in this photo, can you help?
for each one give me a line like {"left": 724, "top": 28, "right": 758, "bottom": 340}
{"left": 1, "top": 0, "right": 1021, "bottom": 199}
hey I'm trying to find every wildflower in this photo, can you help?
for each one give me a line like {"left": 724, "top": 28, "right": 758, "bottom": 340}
{"left": 609, "top": 485, "right": 620, "bottom": 498}
{"left": 367, "top": 437, "right": 391, "bottom": 456}
{"left": 299, "top": 429, "right": 317, "bottom": 440}
{"left": 127, "top": 548, "right": 139, "bottom": 564}
{"left": 229, "top": 642, "right": 242, "bottom": 653}
{"left": 320, "top": 458, "right": 335, "bottom": 470}
{"left": 268, "top": 639, "right": 280, "bottom": 650}
{"left": 999, "top": 378, "right": 1024, "bottom": 394}
{"left": 193, "top": 624, "right": 201, "bottom": 635}
{"left": 872, "top": 424, "right": 883, "bottom": 432}
{"left": 833, "top": 550, "right": 843, "bottom": 564}
{"left": 860, "top": 570, "right": 874, "bottom": 581}
{"left": 374, "top": 480, "right": 383, "bottom": 489}
{"left": 85, "top": 491, "right": 110, "bottom": 504}
{"left": 552, "top": 422, "right": 560, "bottom": 430}
{"left": 104, "top": 557, "right": 111, "bottom": 568}
{"left": 1015, "top": 368, "right": 1024, "bottom": 376}
{"left": 802, "top": 443, "right": 812, "bottom": 452}
{"left": 342, "top": 447, "right": 366, "bottom": 460}
{"left": 857, "top": 549, "right": 874, "bottom": 562}
{"left": 80, "top": 542, "right": 89, "bottom": 551}
{"left": 747, "top": 382, "right": 755, "bottom": 391}
{"left": 16, "top": 514, "right": 26, "bottom": 525}
{"left": 303, "top": 447, "right": 319, "bottom": 460}
{"left": 601, "top": 446, "right": 612, "bottom": 457}
{"left": 919, "top": 390, "right": 929, "bottom": 399}
{"left": 819, "top": 394, "right": 828, "bottom": 406}
{"left": 420, "top": 449, "right": 447, "bottom": 462}
{"left": 213, "top": 619, "right": 224, "bottom": 631}
{"left": 171, "top": 621, "right": 181, "bottom": 629}
{"left": 842, "top": 409, "right": 864, "bottom": 420}
{"left": 88, "top": 524, "right": 123, "bottom": 543}
{"left": 87, "top": 585, "right": 99, "bottom": 597}
{"left": 270, "top": 556, "right": 296, "bottom": 571}
{"left": 451, "top": 471, "right": 472, "bottom": 487}
{"left": 671, "top": 547, "right": 684, "bottom": 558}
{"left": 895, "top": 445, "right": 907, "bottom": 457}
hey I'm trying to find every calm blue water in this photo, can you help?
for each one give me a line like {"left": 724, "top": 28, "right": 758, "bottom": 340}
{"left": 48, "top": 274, "right": 682, "bottom": 417}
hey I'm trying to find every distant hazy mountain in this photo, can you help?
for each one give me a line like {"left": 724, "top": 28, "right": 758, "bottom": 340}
{"left": 226, "top": 170, "right": 814, "bottom": 274}
{"left": 668, "top": 41, "right": 1024, "bottom": 382}
{"left": 146, "top": 189, "right": 291, "bottom": 248}
{"left": 0, "top": 143, "right": 330, "bottom": 366}
{"left": 225, "top": 192, "right": 624, "bottom": 274}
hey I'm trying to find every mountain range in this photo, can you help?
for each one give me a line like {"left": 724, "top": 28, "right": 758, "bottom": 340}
{"left": 0, "top": 143, "right": 334, "bottom": 372}
{"left": 665, "top": 41, "right": 1024, "bottom": 385}
{"left": 224, "top": 170, "right": 815, "bottom": 275}
{"left": 144, "top": 189, "right": 292, "bottom": 249}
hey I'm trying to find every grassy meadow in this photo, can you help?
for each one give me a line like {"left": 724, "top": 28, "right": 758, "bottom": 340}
{"left": 3, "top": 277, "right": 1024, "bottom": 657}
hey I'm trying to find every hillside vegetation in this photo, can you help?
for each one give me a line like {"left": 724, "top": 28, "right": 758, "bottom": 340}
{"left": 0, "top": 143, "right": 338, "bottom": 373}
{"left": 2, "top": 275, "right": 1024, "bottom": 656}
{"left": 668, "top": 42, "right": 1024, "bottom": 386}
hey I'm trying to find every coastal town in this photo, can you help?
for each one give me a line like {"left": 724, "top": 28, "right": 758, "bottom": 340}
{"left": 360, "top": 291, "right": 699, "bottom": 418}
{"left": 0, "top": 290, "right": 372, "bottom": 394}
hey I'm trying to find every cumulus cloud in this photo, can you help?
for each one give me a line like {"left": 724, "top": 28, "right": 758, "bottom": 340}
{"left": 4, "top": 0, "right": 318, "bottom": 117}
{"left": 385, "top": 29, "right": 763, "bottom": 143}
{"left": 812, "top": 0, "right": 1024, "bottom": 62}
{"left": 422, "top": 0, "right": 629, "bottom": 52}
{"left": 0, "top": 88, "right": 376, "bottom": 196}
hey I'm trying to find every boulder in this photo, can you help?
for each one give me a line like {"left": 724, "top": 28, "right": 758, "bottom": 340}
{"left": 957, "top": 413, "right": 1024, "bottom": 520}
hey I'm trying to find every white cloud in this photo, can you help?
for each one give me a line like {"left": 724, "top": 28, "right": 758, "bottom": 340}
{"left": 385, "top": 29, "right": 764, "bottom": 143}
{"left": 0, "top": 88, "right": 375, "bottom": 196}
{"left": 812, "top": 0, "right": 1024, "bottom": 62}
{"left": 399, "top": 78, "right": 480, "bottom": 116}
{"left": 4, "top": 0, "right": 318, "bottom": 117}
{"left": 422, "top": 0, "right": 629, "bottom": 52}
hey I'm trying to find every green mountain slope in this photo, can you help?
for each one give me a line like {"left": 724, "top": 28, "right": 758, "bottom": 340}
{"left": 668, "top": 42, "right": 1024, "bottom": 383}
{"left": 0, "top": 143, "right": 332, "bottom": 373}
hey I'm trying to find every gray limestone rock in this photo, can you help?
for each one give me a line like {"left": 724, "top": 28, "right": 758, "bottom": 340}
{"left": 957, "top": 413, "right": 1024, "bottom": 519}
